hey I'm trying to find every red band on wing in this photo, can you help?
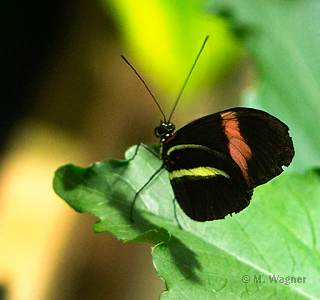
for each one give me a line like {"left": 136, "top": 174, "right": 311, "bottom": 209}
{"left": 221, "top": 111, "right": 252, "bottom": 183}
{"left": 165, "top": 133, "right": 176, "bottom": 143}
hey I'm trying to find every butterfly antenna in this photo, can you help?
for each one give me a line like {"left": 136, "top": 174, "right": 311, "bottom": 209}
{"left": 121, "top": 55, "right": 167, "bottom": 122}
{"left": 168, "top": 35, "right": 209, "bottom": 122}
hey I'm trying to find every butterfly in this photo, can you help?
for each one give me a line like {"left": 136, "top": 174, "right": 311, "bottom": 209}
{"left": 123, "top": 36, "right": 294, "bottom": 222}
{"left": 155, "top": 107, "right": 294, "bottom": 221}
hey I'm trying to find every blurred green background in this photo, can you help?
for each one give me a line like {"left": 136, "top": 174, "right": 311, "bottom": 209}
{"left": 1, "top": 0, "right": 319, "bottom": 299}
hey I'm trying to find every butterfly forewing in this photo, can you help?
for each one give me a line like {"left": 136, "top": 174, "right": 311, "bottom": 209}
{"left": 233, "top": 108, "right": 294, "bottom": 187}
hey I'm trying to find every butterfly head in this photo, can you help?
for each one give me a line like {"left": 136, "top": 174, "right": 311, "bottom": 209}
{"left": 155, "top": 121, "right": 176, "bottom": 142}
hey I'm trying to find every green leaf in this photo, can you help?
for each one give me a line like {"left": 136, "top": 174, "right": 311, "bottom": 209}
{"left": 156, "top": 169, "right": 320, "bottom": 299}
{"left": 53, "top": 146, "right": 177, "bottom": 242}
{"left": 208, "top": 0, "right": 320, "bottom": 171}
{"left": 53, "top": 146, "right": 320, "bottom": 299}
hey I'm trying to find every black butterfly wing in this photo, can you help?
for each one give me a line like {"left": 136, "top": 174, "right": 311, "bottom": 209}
{"left": 232, "top": 108, "right": 294, "bottom": 187}
{"left": 163, "top": 107, "right": 294, "bottom": 221}
{"left": 166, "top": 146, "right": 252, "bottom": 221}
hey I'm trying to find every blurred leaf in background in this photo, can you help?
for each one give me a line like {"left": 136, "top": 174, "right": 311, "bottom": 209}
{"left": 106, "top": 0, "right": 242, "bottom": 101}
{"left": 208, "top": 0, "right": 320, "bottom": 171}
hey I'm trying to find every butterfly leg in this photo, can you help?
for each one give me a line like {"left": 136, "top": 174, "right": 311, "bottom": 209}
{"left": 128, "top": 143, "right": 159, "bottom": 162}
{"left": 130, "top": 164, "right": 164, "bottom": 222}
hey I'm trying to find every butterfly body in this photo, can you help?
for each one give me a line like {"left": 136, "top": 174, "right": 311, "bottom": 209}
{"left": 157, "top": 107, "right": 294, "bottom": 221}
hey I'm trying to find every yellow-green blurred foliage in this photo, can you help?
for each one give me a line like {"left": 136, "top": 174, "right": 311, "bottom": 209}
{"left": 107, "top": 0, "right": 242, "bottom": 102}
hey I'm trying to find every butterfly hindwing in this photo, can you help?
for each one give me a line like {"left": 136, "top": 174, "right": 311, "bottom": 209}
{"left": 166, "top": 145, "right": 252, "bottom": 221}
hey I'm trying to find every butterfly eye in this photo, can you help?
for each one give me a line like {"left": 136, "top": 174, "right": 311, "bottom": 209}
{"left": 155, "top": 123, "right": 168, "bottom": 137}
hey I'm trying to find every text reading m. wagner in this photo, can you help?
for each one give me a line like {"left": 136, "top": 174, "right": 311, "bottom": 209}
{"left": 242, "top": 275, "right": 306, "bottom": 285}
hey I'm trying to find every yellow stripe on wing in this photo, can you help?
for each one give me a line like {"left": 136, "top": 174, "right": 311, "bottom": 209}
{"left": 167, "top": 144, "right": 211, "bottom": 156}
{"left": 169, "top": 166, "right": 230, "bottom": 180}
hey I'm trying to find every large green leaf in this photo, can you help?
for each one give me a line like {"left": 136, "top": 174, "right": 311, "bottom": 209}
{"left": 53, "top": 146, "right": 320, "bottom": 299}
